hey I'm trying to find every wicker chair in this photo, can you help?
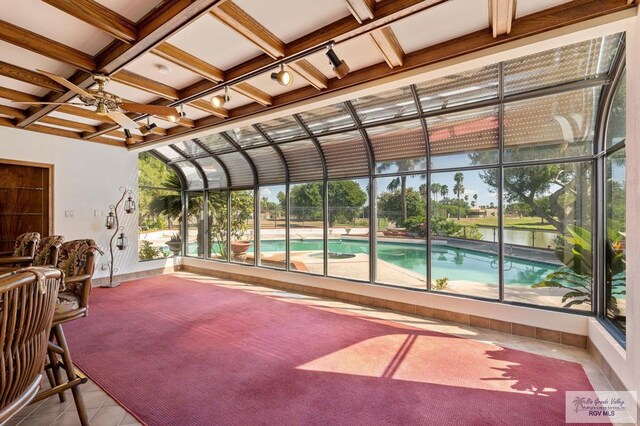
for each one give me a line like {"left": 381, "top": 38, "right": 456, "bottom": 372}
{"left": 0, "top": 268, "right": 62, "bottom": 424}
{"left": 42, "top": 239, "right": 102, "bottom": 425}
{"left": 0, "top": 232, "right": 41, "bottom": 267}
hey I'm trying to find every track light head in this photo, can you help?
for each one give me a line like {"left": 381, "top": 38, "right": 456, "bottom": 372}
{"left": 179, "top": 104, "right": 187, "bottom": 118}
{"left": 211, "top": 86, "right": 230, "bottom": 108}
{"left": 124, "top": 129, "right": 132, "bottom": 138}
{"left": 138, "top": 122, "right": 157, "bottom": 136}
{"left": 271, "top": 64, "right": 293, "bottom": 86}
{"left": 326, "top": 46, "right": 350, "bottom": 79}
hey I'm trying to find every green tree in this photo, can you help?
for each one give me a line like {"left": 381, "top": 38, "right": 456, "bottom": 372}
{"left": 377, "top": 188, "right": 425, "bottom": 227}
{"left": 376, "top": 160, "right": 424, "bottom": 223}
{"left": 290, "top": 183, "right": 323, "bottom": 223}
{"left": 328, "top": 181, "right": 367, "bottom": 227}
{"left": 453, "top": 172, "right": 465, "bottom": 219}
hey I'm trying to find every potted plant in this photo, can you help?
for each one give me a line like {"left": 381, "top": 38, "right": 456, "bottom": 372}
{"left": 230, "top": 237, "right": 251, "bottom": 256}
{"left": 166, "top": 233, "right": 182, "bottom": 256}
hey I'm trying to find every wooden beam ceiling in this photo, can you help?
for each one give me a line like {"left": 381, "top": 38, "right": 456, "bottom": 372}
{"left": 39, "top": 116, "right": 97, "bottom": 133}
{"left": 210, "top": 1, "right": 285, "bottom": 59}
{"left": 0, "top": 86, "right": 42, "bottom": 103}
{"left": 232, "top": 82, "right": 272, "bottom": 106}
{"left": 489, "top": 0, "right": 517, "bottom": 37}
{"left": 0, "top": 61, "right": 66, "bottom": 92}
{"left": 190, "top": 99, "right": 229, "bottom": 118}
{"left": 289, "top": 60, "right": 328, "bottom": 90}
{"left": 0, "top": 20, "right": 95, "bottom": 71}
{"left": 112, "top": 69, "right": 179, "bottom": 100}
{"left": 370, "top": 27, "right": 404, "bottom": 68}
{"left": 152, "top": 43, "right": 225, "bottom": 82}
{"left": 138, "top": 0, "right": 636, "bottom": 147}
{"left": 0, "top": 105, "right": 27, "bottom": 119}
{"left": 345, "top": 0, "right": 375, "bottom": 23}
{"left": 17, "top": 0, "right": 224, "bottom": 128}
{"left": 42, "top": 0, "right": 137, "bottom": 43}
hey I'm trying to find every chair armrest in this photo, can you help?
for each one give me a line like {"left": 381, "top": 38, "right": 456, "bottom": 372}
{"left": 64, "top": 274, "right": 91, "bottom": 285}
{"left": 0, "top": 256, "right": 33, "bottom": 265}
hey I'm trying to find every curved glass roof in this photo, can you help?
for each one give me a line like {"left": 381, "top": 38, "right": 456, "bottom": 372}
{"left": 151, "top": 33, "right": 623, "bottom": 190}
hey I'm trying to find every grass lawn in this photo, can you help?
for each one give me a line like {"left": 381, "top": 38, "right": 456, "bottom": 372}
{"left": 455, "top": 216, "right": 556, "bottom": 231}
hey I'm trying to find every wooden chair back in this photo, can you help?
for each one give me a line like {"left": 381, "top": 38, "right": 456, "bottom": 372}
{"left": 0, "top": 268, "right": 62, "bottom": 424}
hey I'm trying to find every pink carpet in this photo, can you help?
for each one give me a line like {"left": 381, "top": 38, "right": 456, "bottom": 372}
{"left": 64, "top": 275, "right": 598, "bottom": 425}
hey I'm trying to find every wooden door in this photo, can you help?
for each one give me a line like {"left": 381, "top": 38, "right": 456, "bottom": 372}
{"left": 0, "top": 160, "right": 53, "bottom": 253}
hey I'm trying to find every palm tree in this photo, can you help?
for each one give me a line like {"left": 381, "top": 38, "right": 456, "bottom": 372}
{"left": 453, "top": 172, "right": 465, "bottom": 219}
{"left": 473, "top": 193, "right": 478, "bottom": 208}
{"left": 430, "top": 183, "right": 441, "bottom": 202}
{"left": 376, "top": 159, "right": 425, "bottom": 224}
{"left": 440, "top": 184, "right": 449, "bottom": 200}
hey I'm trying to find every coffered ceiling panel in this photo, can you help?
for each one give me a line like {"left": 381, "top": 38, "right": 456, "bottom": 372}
{"left": 125, "top": 53, "right": 203, "bottom": 89}
{"left": 166, "top": 14, "right": 263, "bottom": 70}
{"left": 516, "top": 0, "right": 572, "bottom": 18}
{"left": 1, "top": 0, "right": 113, "bottom": 55}
{"left": 391, "top": 0, "right": 489, "bottom": 54}
{"left": 97, "top": 0, "right": 162, "bottom": 22}
{"left": 0, "top": 41, "right": 75, "bottom": 78}
{"left": 234, "top": 0, "right": 350, "bottom": 44}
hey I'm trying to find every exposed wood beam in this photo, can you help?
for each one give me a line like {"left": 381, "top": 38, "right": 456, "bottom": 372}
{"left": 138, "top": 0, "right": 635, "bottom": 148}
{"left": 152, "top": 43, "right": 224, "bottom": 82}
{"left": 189, "top": 99, "right": 229, "bottom": 118}
{"left": 0, "top": 116, "right": 16, "bottom": 127}
{"left": 39, "top": 116, "right": 97, "bottom": 133}
{"left": 0, "top": 20, "right": 95, "bottom": 71}
{"left": 231, "top": 82, "right": 272, "bottom": 106}
{"left": 42, "top": 0, "right": 137, "bottom": 43}
{"left": 345, "top": 0, "right": 375, "bottom": 23}
{"left": 89, "top": 135, "right": 127, "bottom": 146}
{"left": 0, "top": 62, "right": 66, "bottom": 92}
{"left": 108, "top": 130, "right": 143, "bottom": 142}
{"left": 0, "top": 86, "right": 42, "bottom": 103}
{"left": 288, "top": 60, "right": 328, "bottom": 90}
{"left": 628, "top": 0, "right": 638, "bottom": 5}
{"left": 489, "top": 0, "right": 517, "bottom": 37}
{"left": 157, "top": 115, "right": 195, "bottom": 128}
{"left": 370, "top": 27, "right": 404, "bottom": 67}
{"left": 57, "top": 104, "right": 116, "bottom": 123}
{"left": 18, "top": 0, "right": 223, "bottom": 129}
{"left": 112, "top": 69, "right": 179, "bottom": 100}
{"left": 0, "top": 105, "right": 27, "bottom": 119}
{"left": 210, "top": 1, "right": 285, "bottom": 59}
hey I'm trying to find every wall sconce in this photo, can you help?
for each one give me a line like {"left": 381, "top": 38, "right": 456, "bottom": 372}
{"left": 116, "top": 231, "right": 128, "bottom": 250}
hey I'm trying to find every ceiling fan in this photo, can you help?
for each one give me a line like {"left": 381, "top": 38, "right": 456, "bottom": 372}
{"left": 14, "top": 70, "right": 181, "bottom": 130}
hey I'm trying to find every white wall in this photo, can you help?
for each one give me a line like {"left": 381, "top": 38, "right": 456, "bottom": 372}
{"left": 0, "top": 126, "right": 177, "bottom": 278}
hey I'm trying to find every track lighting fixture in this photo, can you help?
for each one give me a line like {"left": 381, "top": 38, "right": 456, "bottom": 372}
{"left": 179, "top": 103, "right": 186, "bottom": 118}
{"left": 211, "top": 86, "right": 230, "bottom": 108}
{"left": 124, "top": 129, "right": 132, "bottom": 138}
{"left": 326, "top": 44, "right": 350, "bottom": 79}
{"left": 271, "top": 64, "right": 293, "bottom": 86}
{"left": 138, "top": 117, "right": 157, "bottom": 136}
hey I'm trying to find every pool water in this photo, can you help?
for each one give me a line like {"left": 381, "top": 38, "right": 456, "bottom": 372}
{"left": 250, "top": 239, "right": 557, "bottom": 286}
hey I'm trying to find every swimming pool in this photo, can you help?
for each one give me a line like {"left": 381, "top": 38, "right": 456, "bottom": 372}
{"left": 249, "top": 239, "right": 558, "bottom": 286}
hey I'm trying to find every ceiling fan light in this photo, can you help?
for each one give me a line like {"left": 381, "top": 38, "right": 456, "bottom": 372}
{"left": 96, "top": 102, "right": 108, "bottom": 115}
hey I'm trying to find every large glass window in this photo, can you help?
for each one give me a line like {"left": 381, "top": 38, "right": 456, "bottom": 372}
{"left": 605, "top": 149, "right": 626, "bottom": 332}
{"left": 327, "top": 179, "right": 370, "bottom": 281}
{"left": 186, "top": 192, "right": 204, "bottom": 257}
{"left": 430, "top": 170, "right": 499, "bottom": 299}
{"left": 208, "top": 191, "right": 228, "bottom": 261}
{"left": 140, "top": 34, "right": 626, "bottom": 329}
{"left": 138, "top": 152, "right": 183, "bottom": 261}
{"left": 503, "top": 162, "right": 592, "bottom": 310}
{"left": 258, "top": 185, "right": 287, "bottom": 269}
{"left": 375, "top": 174, "right": 426, "bottom": 288}
{"left": 289, "top": 182, "right": 324, "bottom": 275}
{"left": 230, "top": 190, "right": 254, "bottom": 264}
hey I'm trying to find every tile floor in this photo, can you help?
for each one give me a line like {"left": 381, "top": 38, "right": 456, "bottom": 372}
{"left": 12, "top": 272, "right": 615, "bottom": 425}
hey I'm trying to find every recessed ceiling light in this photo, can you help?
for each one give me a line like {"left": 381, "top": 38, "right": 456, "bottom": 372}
{"left": 155, "top": 64, "right": 170, "bottom": 75}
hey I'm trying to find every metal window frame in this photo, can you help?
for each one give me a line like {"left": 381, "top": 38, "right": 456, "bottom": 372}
{"left": 140, "top": 33, "right": 628, "bottom": 326}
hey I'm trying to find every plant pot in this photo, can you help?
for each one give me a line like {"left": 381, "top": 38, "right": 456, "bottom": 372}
{"left": 166, "top": 240, "right": 182, "bottom": 256}
{"left": 231, "top": 241, "right": 251, "bottom": 255}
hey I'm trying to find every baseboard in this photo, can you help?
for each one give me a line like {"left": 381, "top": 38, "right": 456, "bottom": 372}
{"left": 181, "top": 264, "right": 588, "bottom": 349}
{"left": 92, "top": 265, "right": 180, "bottom": 287}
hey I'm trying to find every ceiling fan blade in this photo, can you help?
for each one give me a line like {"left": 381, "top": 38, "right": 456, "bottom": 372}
{"left": 120, "top": 103, "right": 178, "bottom": 118}
{"left": 106, "top": 111, "right": 139, "bottom": 130}
{"left": 36, "top": 69, "right": 95, "bottom": 99}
